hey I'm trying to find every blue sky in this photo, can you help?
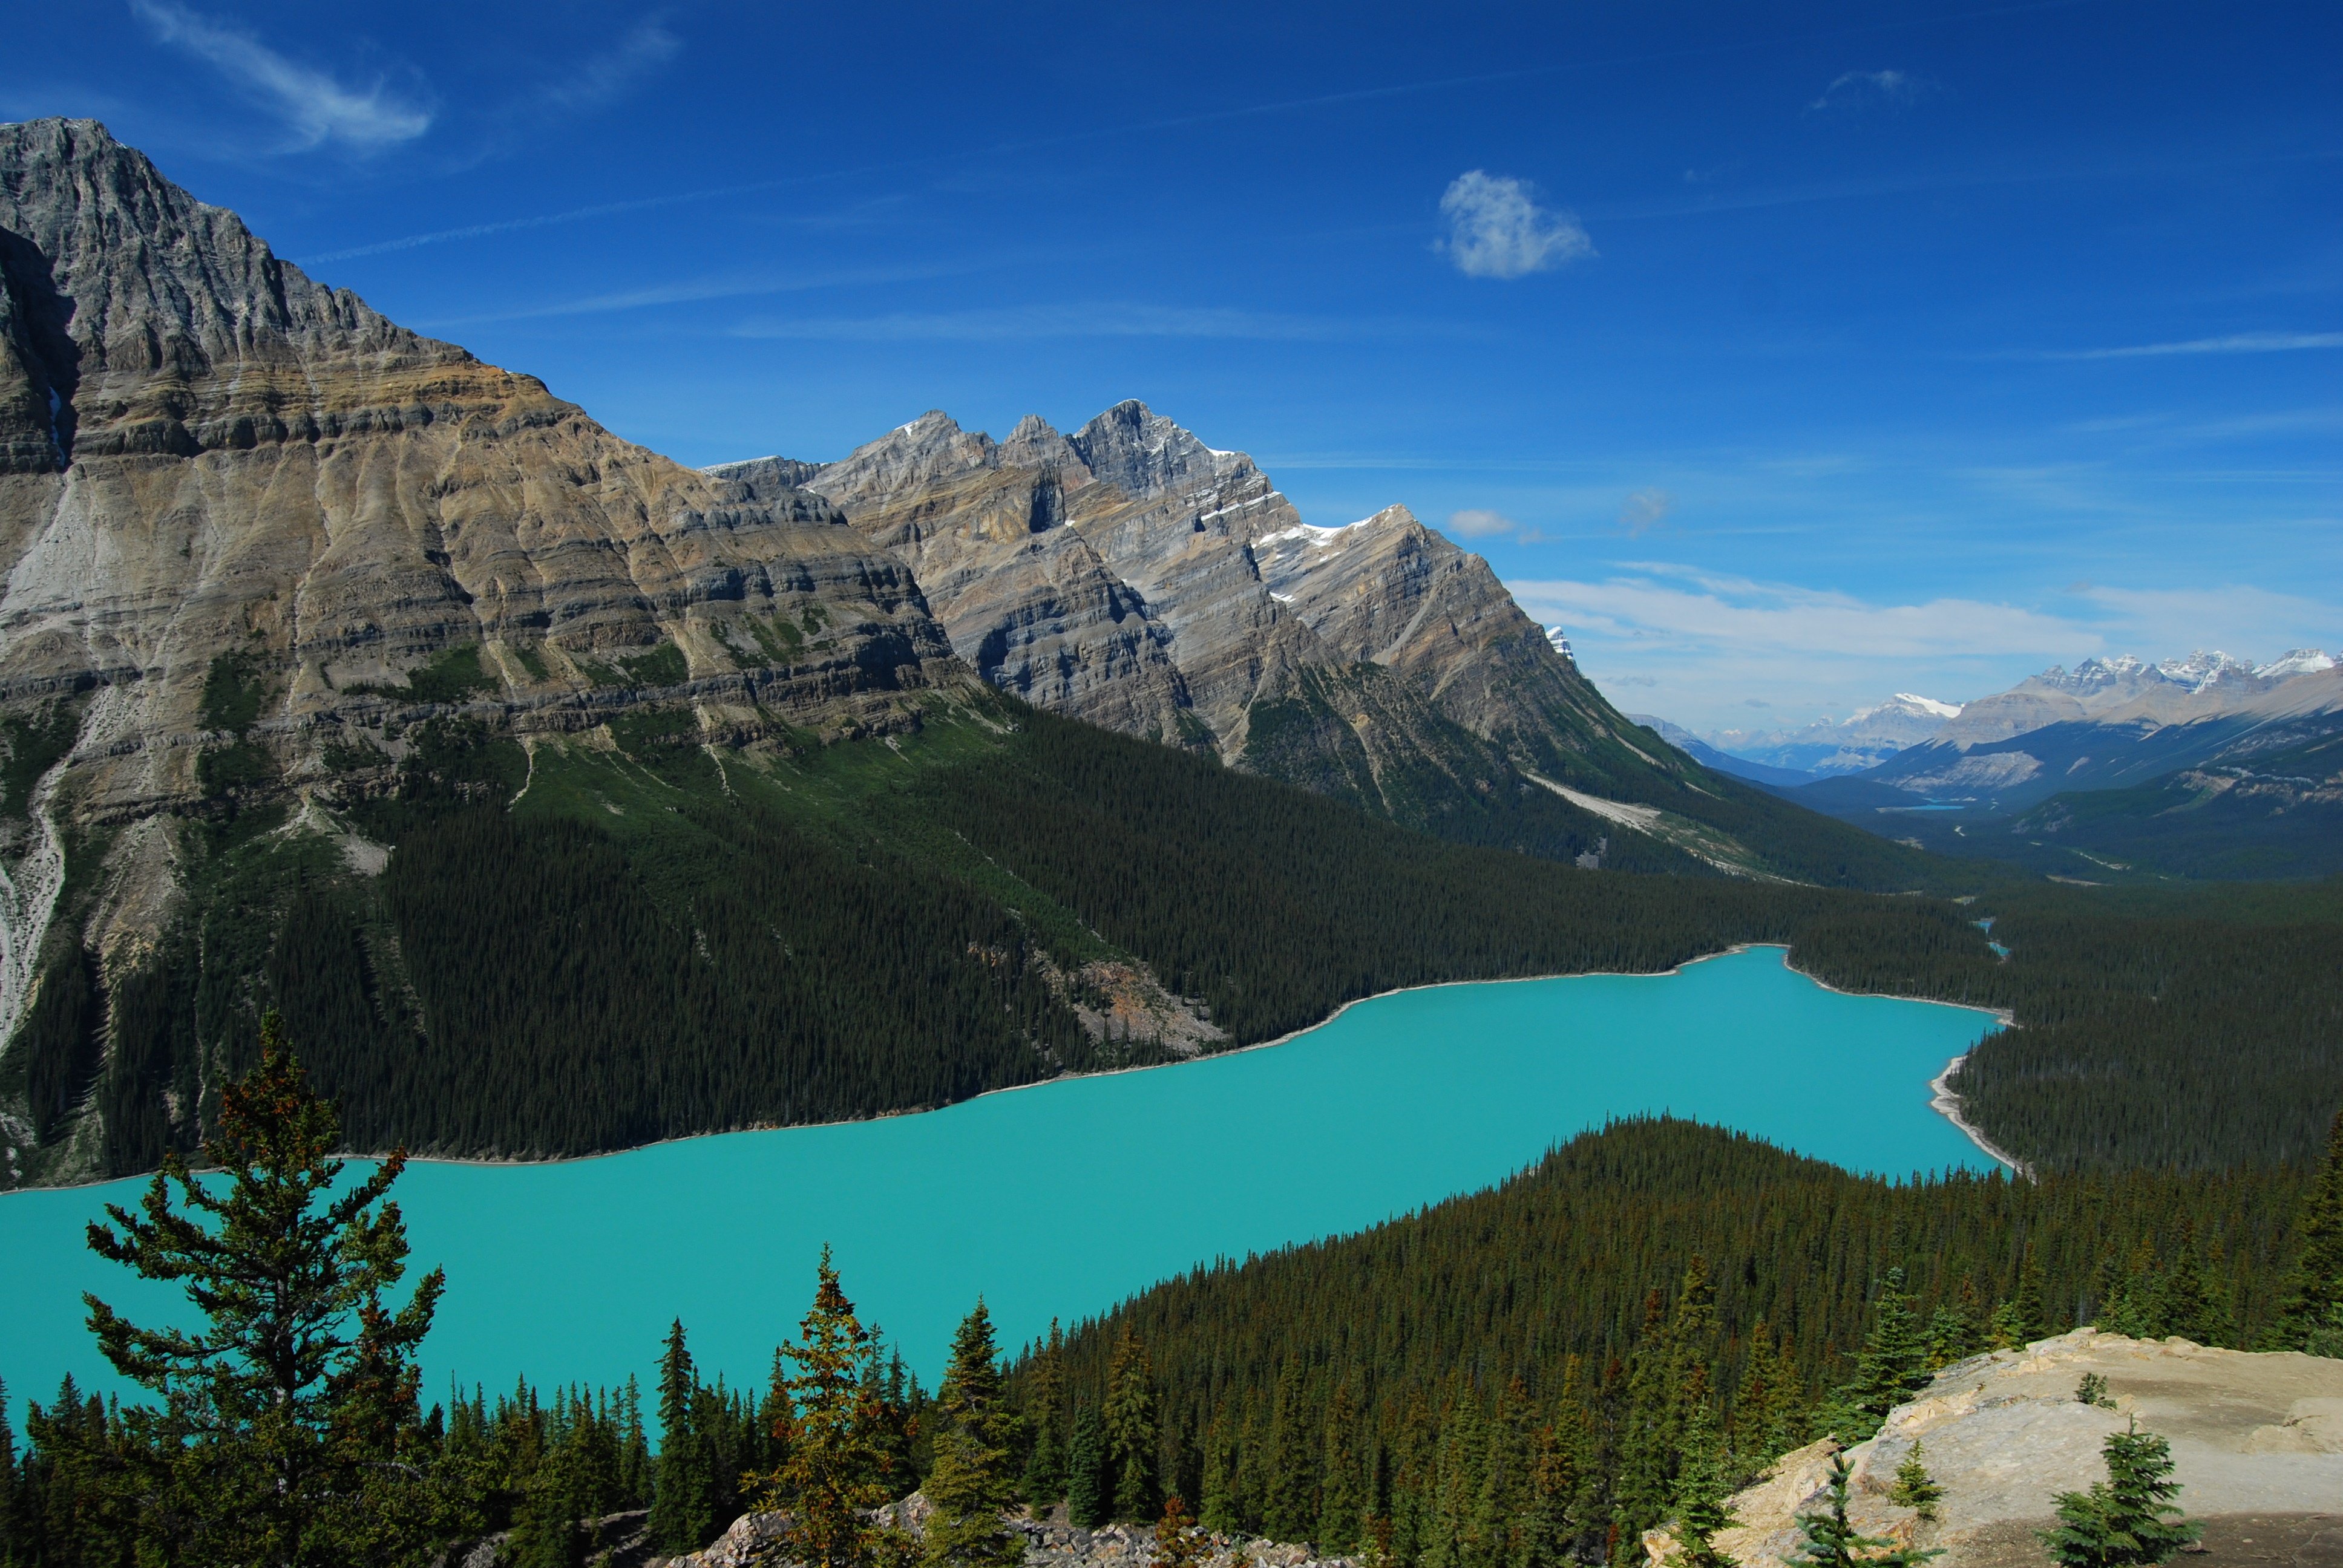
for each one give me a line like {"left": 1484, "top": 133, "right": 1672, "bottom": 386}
{"left": 10, "top": 0, "right": 2338, "bottom": 731}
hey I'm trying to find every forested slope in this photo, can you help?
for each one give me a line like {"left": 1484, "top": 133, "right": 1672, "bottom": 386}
{"left": 1, "top": 690, "right": 2010, "bottom": 1183}
{"left": 1018, "top": 1117, "right": 2316, "bottom": 1567}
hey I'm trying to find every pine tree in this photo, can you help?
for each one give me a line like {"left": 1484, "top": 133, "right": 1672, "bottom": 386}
{"left": 925, "top": 1302, "right": 1024, "bottom": 1568}
{"left": 1889, "top": 1442, "right": 1942, "bottom": 1523}
{"left": 649, "top": 1321, "right": 718, "bottom": 1554}
{"left": 1517, "top": 1418, "right": 1581, "bottom": 1568}
{"left": 2273, "top": 1109, "right": 2343, "bottom": 1355}
{"left": 1105, "top": 1327, "right": 1160, "bottom": 1523}
{"left": 1663, "top": 1405, "right": 1738, "bottom": 1568}
{"left": 1791, "top": 1452, "right": 1939, "bottom": 1568}
{"left": 79, "top": 1019, "right": 445, "bottom": 1568}
{"left": 1736, "top": 1322, "right": 1807, "bottom": 1465}
{"left": 1822, "top": 1270, "right": 1930, "bottom": 1443}
{"left": 1021, "top": 1322, "right": 1067, "bottom": 1511}
{"left": 1067, "top": 1403, "right": 1109, "bottom": 1529}
{"left": 767, "top": 1248, "right": 906, "bottom": 1568}
{"left": 1317, "top": 1383, "right": 1364, "bottom": 1555}
{"left": 1199, "top": 1417, "right": 1241, "bottom": 1538}
{"left": 1990, "top": 1251, "right": 2048, "bottom": 1350}
{"left": 2040, "top": 1422, "right": 2201, "bottom": 1568}
{"left": 1263, "top": 1361, "right": 1314, "bottom": 1543}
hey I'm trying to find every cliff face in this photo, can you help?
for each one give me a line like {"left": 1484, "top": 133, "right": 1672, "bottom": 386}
{"left": 0, "top": 118, "right": 958, "bottom": 818}
{"left": 750, "top": 402, "right": 1691, "bottom": 824}
{"left": 0, "top": 119, "right": 970, "bottom": 1160}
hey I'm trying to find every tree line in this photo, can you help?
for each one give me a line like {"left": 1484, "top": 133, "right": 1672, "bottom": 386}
{"left": 7, "top": 1036, "right": 2339, "bottom": 1567}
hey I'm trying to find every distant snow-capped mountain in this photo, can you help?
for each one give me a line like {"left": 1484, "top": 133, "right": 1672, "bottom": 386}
{"left": 1705, "top": 692, "right": 1966, "bottom": 777}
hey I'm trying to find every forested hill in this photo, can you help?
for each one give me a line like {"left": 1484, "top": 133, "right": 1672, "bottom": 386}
{"left": 0, "top": 687, "right": 2002, "bottom": 1189}
{"left": 1016, "top": 1116, "right": 2317, "bottom": 1568}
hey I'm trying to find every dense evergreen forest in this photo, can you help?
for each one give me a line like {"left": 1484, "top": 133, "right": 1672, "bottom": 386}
{"left": 7, "top": 691, "right": 2341, "bottom": 1184}
{"left": 1012, "top": 1116, "right": 2330, "bottom": 1568}
{"left": 8, "top": 1094, "right": 2336, "bottom": 1568}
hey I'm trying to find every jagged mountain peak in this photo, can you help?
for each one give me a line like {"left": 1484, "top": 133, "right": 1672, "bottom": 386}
{"left": 1067, "top": 397, "right": 1254, "bottom": 500}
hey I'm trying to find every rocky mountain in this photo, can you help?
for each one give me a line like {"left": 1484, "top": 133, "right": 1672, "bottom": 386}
{"left": 720, "top": 406, "right": 1651, "bottom": 787}
{"left": 1790, "top": 653, "right": 2343, "bottom": 878}
{"left": 0, "top": 119, "right": 1015, "bottom": 1181}
{"left": 1654, "top": 1329, "right": 2343, "bottom": 1568}
{"left": 1705, "top": 693, "right": 1964, "bottom": 777}
{"left": 713, "top": 409, "right": 1922, "bottom": 883}
{"left": 1627, "top": 714, "right": 1818, "bottom": 789}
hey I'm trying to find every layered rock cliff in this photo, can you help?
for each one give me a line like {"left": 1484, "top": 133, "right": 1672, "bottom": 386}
{"left": 0, "top": 119, "right": 975, "bottom": 1178}
{"left": 720, "top": 404, "right": 1702, "bottom": 837}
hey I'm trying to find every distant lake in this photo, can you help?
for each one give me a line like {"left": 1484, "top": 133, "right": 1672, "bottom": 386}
{"left": 2, "top": 947, "right": 1999, "bottom": 1422}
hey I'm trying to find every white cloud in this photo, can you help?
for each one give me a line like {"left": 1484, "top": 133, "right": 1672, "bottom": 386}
{"left": 531, "top": 18, "right": 681, "bottom": 115}
{"left": 1807, "top": 69, "right": 1930, "bottom": 113}
{"left": 1446, "top": 508, "right": 1516, "bottom": 538}
{"left": 2068, "top": 583, "right": 2339, "bottom": 658}
{"left": 2043, "top": 330, "right": 2343, "bottom": 361}
{"left": 133, "top": 0, "right": 430, "bottom": 149}
{"left": 1619, "top": 488, "right": 1673, "bottom": 535}
{"left": 1437, "top": 171, "right": 1593, "bottom": 280}
{"left": 1509, "top": 566, "right": 2095, "bottom": 662}
{"left": 1505, "top": 565, "right": 2342, "bottom": 731}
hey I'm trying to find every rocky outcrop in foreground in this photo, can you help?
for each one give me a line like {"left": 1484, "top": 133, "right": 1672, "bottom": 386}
{"left": 654, "top": 1495, "right": 1351, "bottom": 1568}
{"left": 1648, "top": 1330, "right": 2343, "bottom": 1568}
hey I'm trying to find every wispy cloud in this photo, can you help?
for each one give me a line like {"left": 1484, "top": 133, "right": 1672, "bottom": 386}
{"left": 132, "top": 0, "right": 431, "bottom": 150}
{"left": 531, "top": 16, "right": 680, "bottom": 115}
{"left": 1446, "top": 509, "right": 1518, "bottom": 539}
{"left": 415, "top": 260, "right": 1005, "bottom": 328}
{"left": 2039, "top": 330, "right": 2343, "bottom": 361}
{"left": 1437, "top": 171, "right": 1594, "bottom": 279}
{"left": 1806, "top": 68, "right": 1933, "bottom": 113}
{"left": 1619, "top": 489, "right": 1674, "bottom": 535}
{"left": 730, "top": 304, "right": 1478, "bottom": 343}
{"left": 1509, "top": 566, "right": 2096, "bottom": 662}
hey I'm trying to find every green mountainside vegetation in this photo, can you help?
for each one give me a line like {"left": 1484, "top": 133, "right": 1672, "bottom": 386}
{"left": 7, "top": 690, "right": 2341, "bottom": 1185}
{"left": 1018, "top": 1116, "right": 2323, "bottom": 1566}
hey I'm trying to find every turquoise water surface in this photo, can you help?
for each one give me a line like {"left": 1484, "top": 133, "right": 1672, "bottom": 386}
{"left": 1, "top": 946, "right": 1997, "bottom": 1422}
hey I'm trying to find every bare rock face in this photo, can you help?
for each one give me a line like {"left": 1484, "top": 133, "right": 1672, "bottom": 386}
{"left": 795, "top": 411, "right": 1195, "bottom": 744}
{"left": 1650, "top": 1330, "right": 2343, "bottom": 1568}
{"left": 791, "top": 401, "right": 1679, "bottom": 812}
{"left": 0, "top": 117, "right": 964, "bottom": 1053}
{"left": 0, "top": 119, "right": 957, "bottom": 798}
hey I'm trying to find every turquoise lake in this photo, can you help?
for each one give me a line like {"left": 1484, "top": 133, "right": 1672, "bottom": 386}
{"left": 1, "top": 947, "right": 1999, "bottom": 1423}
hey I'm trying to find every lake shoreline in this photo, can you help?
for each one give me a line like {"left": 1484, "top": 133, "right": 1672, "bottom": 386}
{"left": 2, "top": 943, "right": 2013, "bottom": 1193}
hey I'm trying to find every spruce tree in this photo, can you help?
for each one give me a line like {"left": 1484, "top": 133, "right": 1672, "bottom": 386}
{"left": 1791, "top": 1452, "right": 1939, "bottom": 1568}
{"left": 2040, "top": 1422, "right": 2200, "bottom": 1568}
{"left": 1067, "top": 1403, "right": 1109, "bottom": 1529}
{"left": 1889, "top": 1442, "right": 1942, "bottom": 1523}
{"left": 767, "top": 1248, "right": 906, "bottom": 1568}
{"left": 1105, "top": 1327, "right": 1160, "bottom": 1523}
{"left": 79, "top": 1020, "right": 444, "bottom": 1568}
{"left": 925, "top": 1302, "right": 1024, "bottom": 1568}
{"left": 1664, "top": 1405, "right": 1738, "bottom": 1568}
{"left": 2273, "top": 1108, "right": 2343, "bottom": 1355}
{"left": 649, "top": 1321, "right": 718, "bottom": 1553}
{"left": 1021, "top": 1321, "right": 1067, "bottom": 1511}
{"left": 1199, "top": 1419, "right": 1242, "bottom": 1538}
{"left": 1262, "top": 1361, "right": 1314, "bottom": 1543}
{"left": 1317, "top": 1383, "right": 1364, "bottom": 1555}
{"left": 1823, "top": 1270, "right": 1930, "bottom": 1443}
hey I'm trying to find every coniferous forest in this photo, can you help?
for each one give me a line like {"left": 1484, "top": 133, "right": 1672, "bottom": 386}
{"left": 8, "top": 697, "right": 2341, "bottom": 1181}
{"left": 4, "top": 684, "right": 2341, "bottom": 1567}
